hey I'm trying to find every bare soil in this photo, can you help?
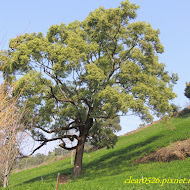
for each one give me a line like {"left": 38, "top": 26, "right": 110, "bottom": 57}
{"left": 60, "top": 175, "right": 70, "bottom": 184}
{"left": 133, "top": 139, "right": 190, "bottom": 164}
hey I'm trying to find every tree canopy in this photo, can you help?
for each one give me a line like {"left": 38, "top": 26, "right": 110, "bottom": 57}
{"left": 0, "top": 0, "right": 178, "bottom": 178}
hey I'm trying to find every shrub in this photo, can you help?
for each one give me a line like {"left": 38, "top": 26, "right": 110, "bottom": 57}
{"left": 184, "top": 82, "right": 190, "bottom": 99}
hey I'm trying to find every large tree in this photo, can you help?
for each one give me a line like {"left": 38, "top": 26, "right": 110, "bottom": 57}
{"left": 0, "top": 0, "right": 178, "bottom": 178}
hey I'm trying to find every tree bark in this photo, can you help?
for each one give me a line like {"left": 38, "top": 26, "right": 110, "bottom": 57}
{"left": 72, "top": 118, "right": 93, "bottom": 178}
{"left": 3, "top": 159, "right": 9, "bottom": 188}
{"left": 3, "top": 175, "right": 9, "bottom": 188}
{"left": 72, "top": 135, "right": 86, "bottom": 178}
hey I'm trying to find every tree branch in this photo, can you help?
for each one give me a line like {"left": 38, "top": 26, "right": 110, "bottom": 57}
{"left": 36, "top": 135, "right": 78, "bottom": 142}
{"left": 28, "top": 141, "right": 46, "bottom": 156}
{"left": 28, "top": 134, "right": 78, "bottom": 156}
{"left": 119, "top": 43, "right": 137, "bottom": 63}
{"left": 36, "top": 124, "right": 78, "bottom": 134}
{"left": 40, "top": 79, "right": 75, "bottom": 104}
{"left": 59, "top": 141, "right": 77, "bottom": 150}
{"left": 108, "top": 43, "right": 137, "bottom": 79}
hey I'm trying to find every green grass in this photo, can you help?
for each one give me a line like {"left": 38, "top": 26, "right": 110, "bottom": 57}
{"left": 3, "top": 114, "right": 190, "bottom": 189}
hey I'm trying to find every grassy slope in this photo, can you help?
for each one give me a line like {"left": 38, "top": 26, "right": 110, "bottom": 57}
{"left": 4, "top": 114, "right": 190, "bottom": 190}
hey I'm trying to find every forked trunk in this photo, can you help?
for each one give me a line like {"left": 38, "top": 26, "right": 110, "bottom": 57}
{"left": 72, "top": 135, "right": 86, "bottom": 178}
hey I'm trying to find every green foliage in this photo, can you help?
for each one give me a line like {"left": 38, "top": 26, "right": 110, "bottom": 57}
{"left": 170, "top": 103, "right": 180, "bottom": 113}
{"left": 90, "top": 118, "right": 121, "bottom": 149}
{"left": 3, "top": 114, "right": 190, "bottom": 190}
{"left": 0, "top": 0, "right": 178, "bottom": 160}
{"left": 184, "top": 82, "right": 190, "bottom": 99}
{"left": 179, "top": 107, "right": 190, "bottom": 116}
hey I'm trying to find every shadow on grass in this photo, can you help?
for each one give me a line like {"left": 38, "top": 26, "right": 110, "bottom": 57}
{"left": 82, "top": 134, "right": 163, "bottom": 180}
{"left": 12, "top": 134, "right": 163, "bottom": 187}
{"left": 11, "top": 167, "right": 73, "bottom": 188}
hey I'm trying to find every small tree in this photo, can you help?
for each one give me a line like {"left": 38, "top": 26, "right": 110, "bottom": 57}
{"left": 0, "top": 83, "right": 26, "bottom": 188}
{"left": 185, "top": 82, "right": 190, "bottom": 99}
{"left": 0, "top": 0, "right": 178, "bottom": 178}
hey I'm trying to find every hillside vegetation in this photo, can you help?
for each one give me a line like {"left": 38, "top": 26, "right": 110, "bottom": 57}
{"left": 2, "top": 113, "right": 190, "bottom": 190}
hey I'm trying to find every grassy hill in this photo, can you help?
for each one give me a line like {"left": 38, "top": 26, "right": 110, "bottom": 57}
{"left": 2, "top": 113, "right": 190, "bottom": 190}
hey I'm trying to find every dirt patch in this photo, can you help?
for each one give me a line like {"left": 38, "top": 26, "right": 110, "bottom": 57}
{"left": 60, "top": 175, "right": 70, "bottom": 184}
{"left": 133, "top": 139, "right": 190, "bottom": 164}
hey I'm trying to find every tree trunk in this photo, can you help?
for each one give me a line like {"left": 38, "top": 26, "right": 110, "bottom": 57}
{"left": 3, "top": 158, "right": 10, "bottom": 188}
{"left": 72, "top": 118, "right": 93, "bottom": 178}
{"left": 72, "top": 135, "right": 86, "bottom": 178}
{"left": 3, "top": 175, "right": 9, "bottom": 188}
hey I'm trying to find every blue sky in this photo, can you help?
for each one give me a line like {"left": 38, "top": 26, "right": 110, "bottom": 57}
{"left": 1, "top": 0, "right": 190, "bottom": 153}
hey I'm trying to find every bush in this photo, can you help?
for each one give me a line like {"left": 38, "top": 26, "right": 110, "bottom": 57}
{"left": 184, "top": 82, "right": 190, "bottom": 99}
{"left": 179, "top": 107, "right": 190, "bottom": 116}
